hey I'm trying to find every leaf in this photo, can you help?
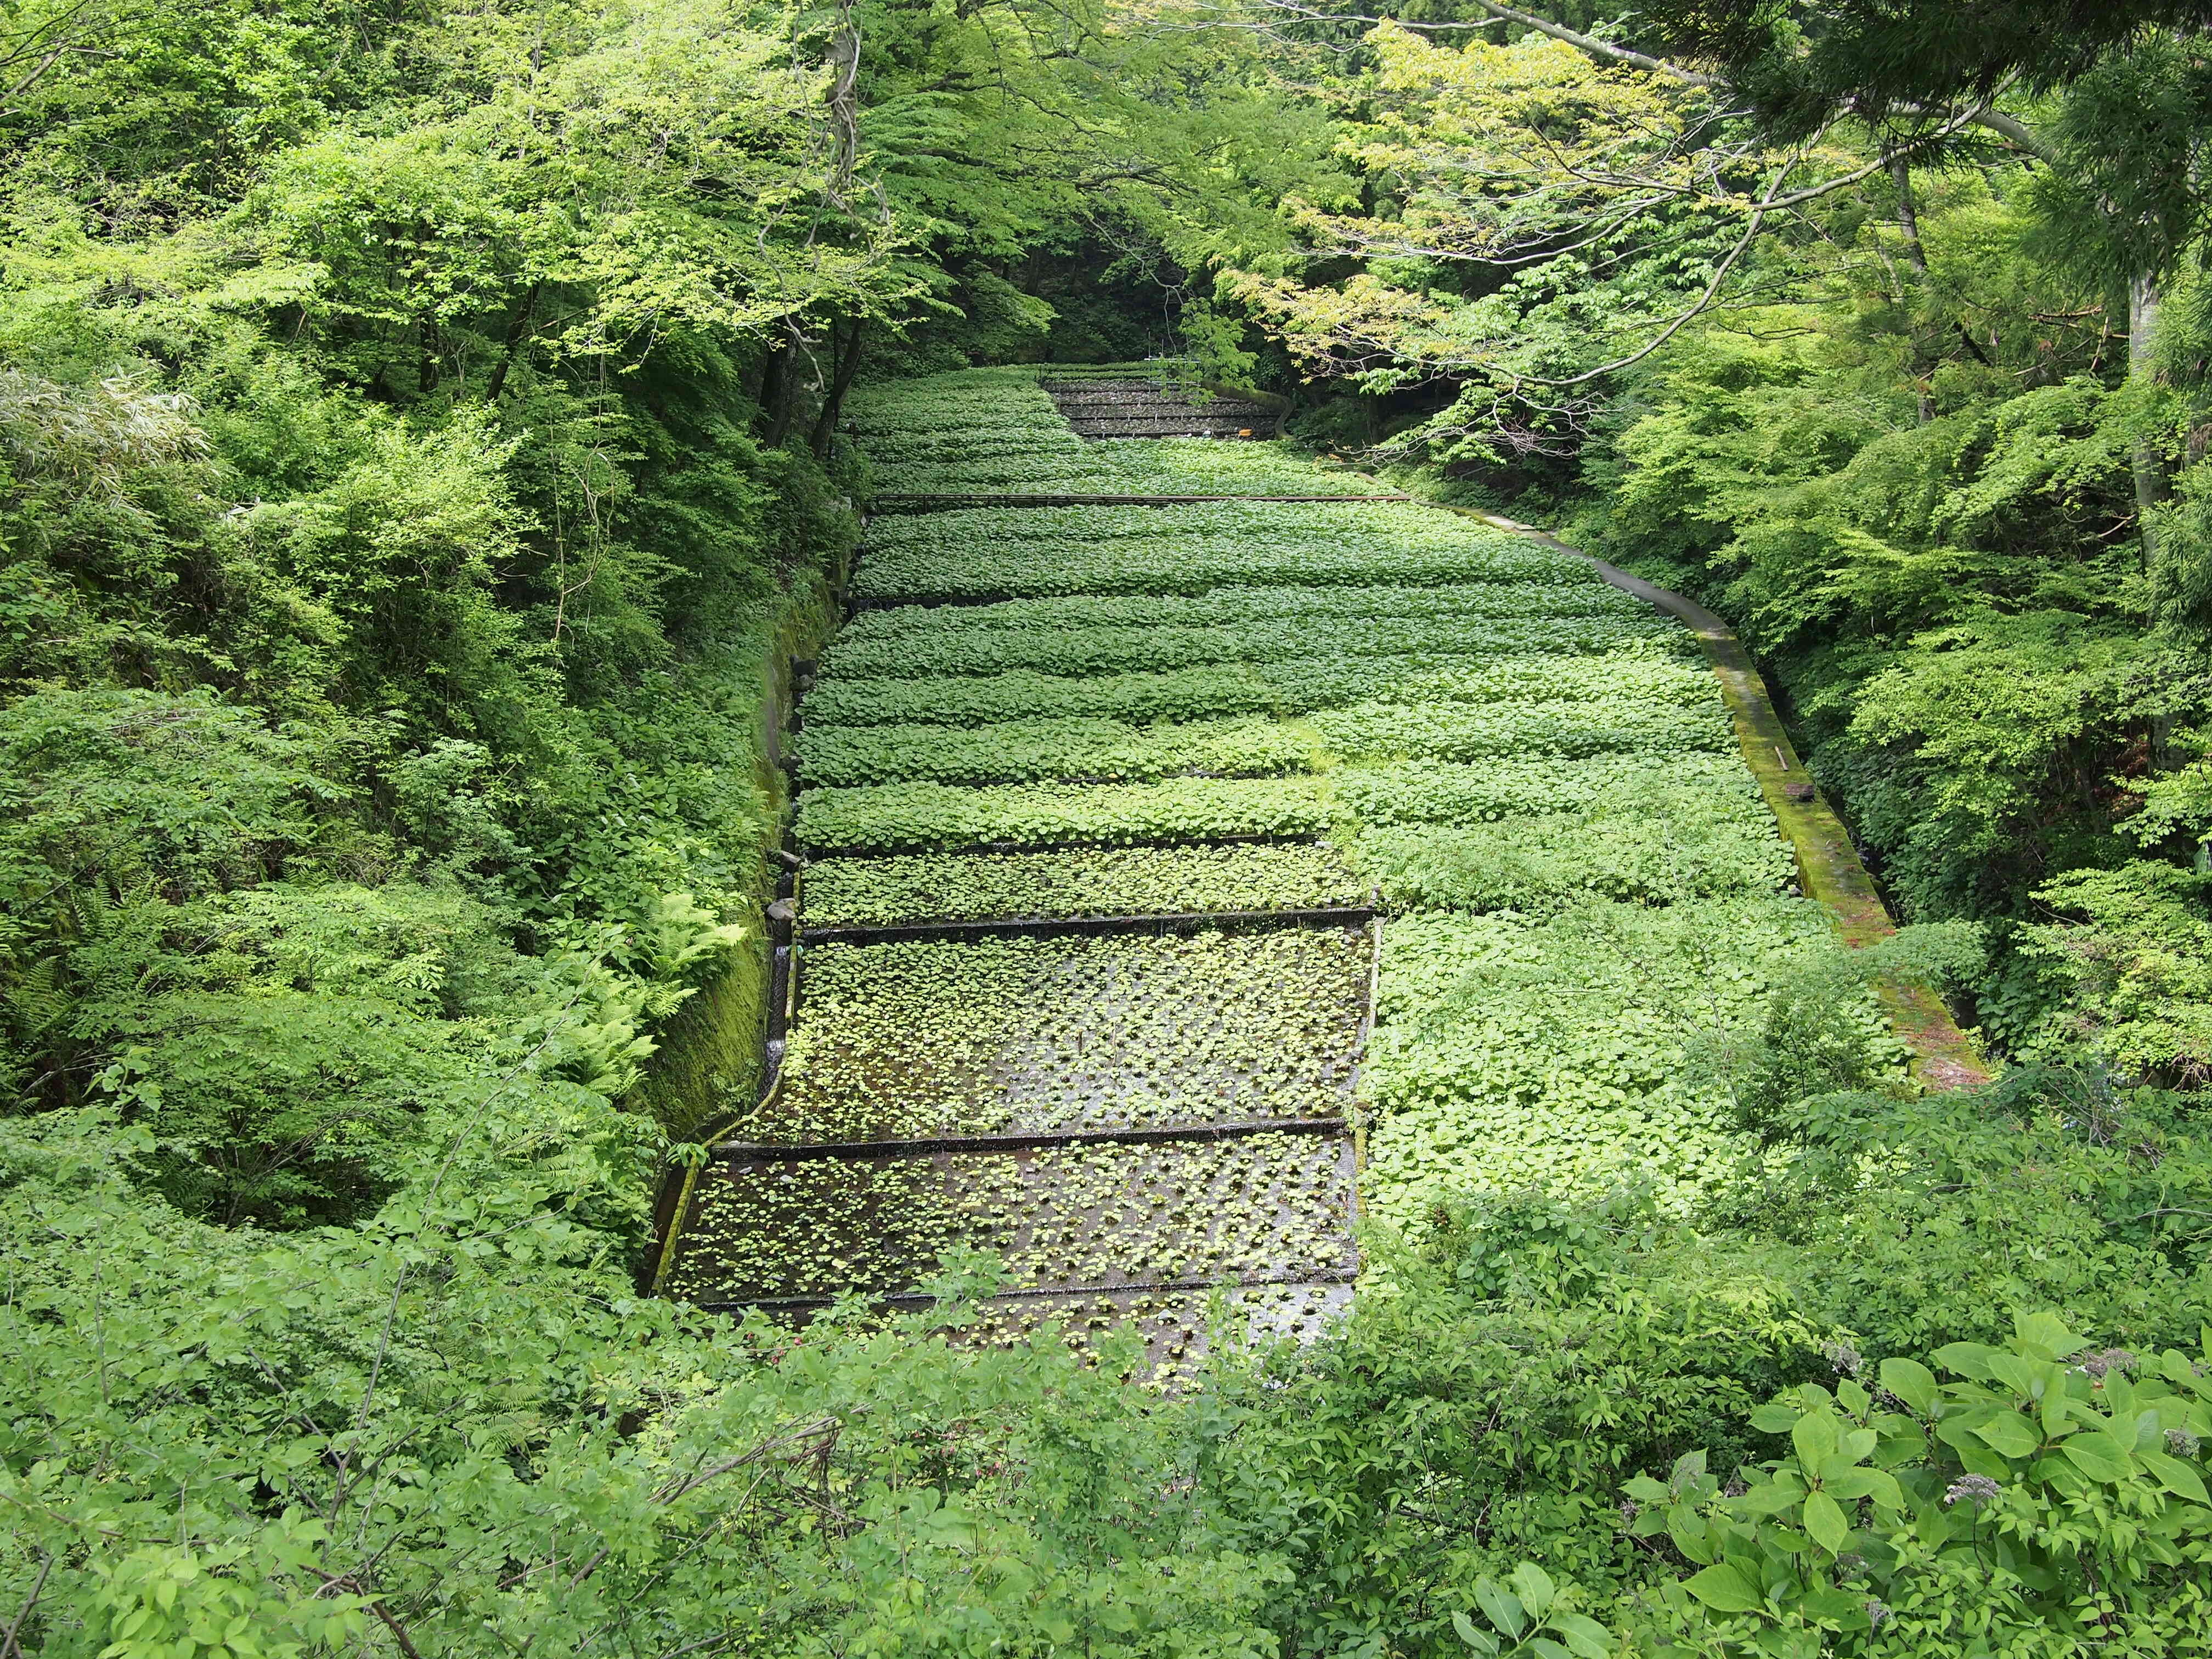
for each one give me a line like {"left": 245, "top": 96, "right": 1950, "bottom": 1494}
{"left": 1833, "top": 1427, "right": 1877, "bottom": 1469}
{"left": 1987, "top": 1353, "right": 2048, "bottom": 1401}
{"left": 1748, "top": 1402, "right": 1801, "bottom": 1434}
{"left": 1801, "top": 1491, "right": 1851, "bottom": 1555}
{"left": 1553, "top": 1612, "right": 1613, "bottom": 1658}
{"left": 1791, "top": 1410, "right": 1840, "bottom": 1468}
{"left": 1834, "top": 1468, "right": 1905, "bottom": 1510}
{"left": 1667, "top": 1511, "right": 1717, "bottom": 1564}
{"left": 1971, "top": 1413, "right": 2041, "bottom": 1460}
{"left": 1934, "top": 1342, "right": 1995, "bottom": 1380}
{"left": 1878, "top": 1357, "right": 1940, "bottom": 1417}
{"left": 1683, "top": 1562, "right": 1766, "bottom": 1616}
{"left": 2060, "top": 1432, "right": 2135, "bottom": 1483}
{"left": 1474, "top": 1579, "right": 1527, "bottom": 1641}
{"left": 1452, "top": 1611, "right": 1499, "bottom": 1655}
{"left": 2013, "top": 1311, "right": 2081, "bottom": 1360}
{"left": 2140, "top": 1449, "right": 2210, "bottom": 1502}
{"left": 1508, "top": 1562, "right": 1556, "bottom": 1618}
{"left": 1735, "top": 1478, "right": 1805, "bottom": 1516}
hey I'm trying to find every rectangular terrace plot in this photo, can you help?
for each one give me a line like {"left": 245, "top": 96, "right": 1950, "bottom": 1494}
{"left": 793, "top": 776, "right": 1338, "bottom": 857}
{"left": 729, "top": 928, "right": 1369, "bottom": 1143}
{"left": 872, "top": 440, "right": 1380, "bottom": 500}
{"left": 662, "top": 1131, "right": 1358, "bottom": 1306}
{"left": 831, "top": 582, "right": 1654, "bottom": 656}
{"left": 821, "top": 612, "right": 1674, "bottom": 680}
{"left": 850, "top": 503, "right": 1588, "bottom": 601}
{"left": 856, "top": 498, "right": 1519, "bottom": 550}
{"left": 800, "top": 639, "right": 1695, "bottom": 731}
{"left": 799, "top": 844, "right": 1369, "bottom": 927}
{"left": 796, "top": 715, "right": 1323, "bottom": 789}
{"left": 795, "top": 696, "right": 1728, "bottom": 791}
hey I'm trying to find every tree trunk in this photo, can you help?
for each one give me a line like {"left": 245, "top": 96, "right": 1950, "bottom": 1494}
{"left": 2131, "top": 270, "right": 2181, "bottom": 768}
{"left": 1887, "top": 152, "right": 1929, "bottom": 276}
{"left": 1886, "top": 151, "right": 1935, "bottom": 425}
{"left": 2130, "top": 270, "right": 2171, "bottom": 562}
{"left": 759, "top": 329, "right": 797, "bottom": 445}
{"left": 811, "top": 318, "right": 865, "bottom": 458}
{"left": 484, "top": 282, "right": 542, "bottom": 403}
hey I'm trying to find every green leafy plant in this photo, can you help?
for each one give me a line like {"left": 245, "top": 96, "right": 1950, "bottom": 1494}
{"left": 1623, "top": 1312, "right": 2212, "bottom": 1655}
{"left": 801, "top": 843, "right": 1369, "bottom": 926}
{"left": 1451, "top": 1564, "right": 1612, "bottom": 1659}
{"left": 851, "top": 497, "right": 1585, "bottom": 600}
{"left": 795, "top": 775, "right": 1338, "bottom": 850}
{"left": 799, "top": 714, "right": 1322, "bottom": 787}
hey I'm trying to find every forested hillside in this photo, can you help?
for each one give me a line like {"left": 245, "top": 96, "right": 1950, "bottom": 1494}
{"left": 4, "top": 1, "right": 2212, "bottom": 1655}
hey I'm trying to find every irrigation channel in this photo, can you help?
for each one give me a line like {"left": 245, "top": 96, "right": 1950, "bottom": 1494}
{"left": 653, "top": 364, "right": 1964, "bottom": 1379}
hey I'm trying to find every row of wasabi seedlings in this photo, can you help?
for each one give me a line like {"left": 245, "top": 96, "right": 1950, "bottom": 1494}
{"left": 850, "top": 367, "right": 1375, "bottom": 498}
{"left": 795, "top": 698, "right": 1726, "bottom": 790}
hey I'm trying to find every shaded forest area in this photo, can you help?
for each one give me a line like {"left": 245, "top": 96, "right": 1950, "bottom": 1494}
{"left": 4, "top": 1, "right": 2212, "bottom": 1655}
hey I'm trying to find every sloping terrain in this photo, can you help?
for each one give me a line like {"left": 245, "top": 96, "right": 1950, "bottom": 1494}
{"left": 659, "top": 367, "right": 1835, "bottom": 1371}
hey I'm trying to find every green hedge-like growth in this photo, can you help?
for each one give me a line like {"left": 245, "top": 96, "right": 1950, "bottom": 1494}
{"left": 853, "top": 505, "right": 1588, "bottom": 599}
{"left": 796, "top": 776, "right": 1336, "bottom": 850}
{"left": 1359, "top": 897, "right": 1855, "bottom": 1232}
{"left": 800, "top": 844, "right": 1368, "bottom": 926}
{"left": 823, "top": 611, "right": 1675, "bottom": 680}
{"left": 833, "top": 582, "right": 1652, "bottom": 648}
{"left": 805, "top": 641, "right": 1691, "bottom": 729}
{"left": 798, "top": 715, "right": 1321, "bottom": 787}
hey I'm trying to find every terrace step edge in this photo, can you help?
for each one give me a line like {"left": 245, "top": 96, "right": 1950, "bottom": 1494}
{"left": 713, "top": 1115, "right": 1349, "bottom": 1160}
{"left": 693, "top": 1268, "right": 1361, "bottom": 1314}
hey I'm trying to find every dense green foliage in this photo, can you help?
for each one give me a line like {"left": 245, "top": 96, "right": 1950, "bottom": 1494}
{"left": 14, "top": 1, "right": 2212, "bottom": 1656}
{"left": 1186, "top": 0, "right": 2212, "bottom": 1094}
{"left": 800, "top": 843, "right": 1370, "bottom": 925}
{"left": 854, "top": 373, "right": 1378, "bottom": 494}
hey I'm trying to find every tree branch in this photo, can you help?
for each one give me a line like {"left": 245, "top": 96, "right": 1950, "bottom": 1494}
{"left": 1265, "top": 1, "right": 2050, "bottom": 159}
{"left": 1455, "top": 0, "right": 1718, "bottom": 87}
{"left": 1, "top": 1553, "right": 53, "bottom": 1659}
